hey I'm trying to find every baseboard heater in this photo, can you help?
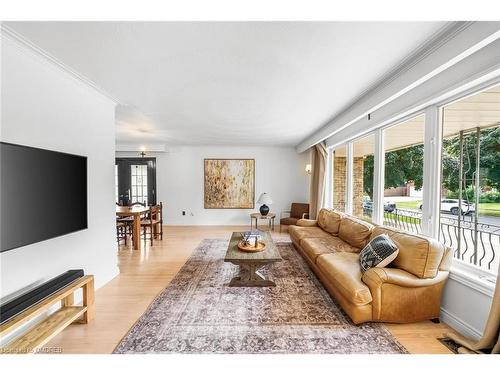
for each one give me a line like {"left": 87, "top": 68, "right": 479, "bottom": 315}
{"left": 0, "top": 269, "right": 84, "bottom": 324}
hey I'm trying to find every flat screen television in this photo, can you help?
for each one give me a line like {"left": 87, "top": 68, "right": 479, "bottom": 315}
{"left": 0, "top": 142, "right": 87, "bottom": 252}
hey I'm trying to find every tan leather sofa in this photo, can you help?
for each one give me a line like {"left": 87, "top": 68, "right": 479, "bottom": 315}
{"left": 289, "top": 208, "right": 452, "bottom": 324}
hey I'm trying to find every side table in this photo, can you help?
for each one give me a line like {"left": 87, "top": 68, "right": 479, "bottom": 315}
{"left": 250, "top": 212, "right": 276, "bottom": 230}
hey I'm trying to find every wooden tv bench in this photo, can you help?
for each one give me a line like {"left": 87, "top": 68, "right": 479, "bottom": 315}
{"left": 0, "top": 275, "right": 94, "bottom": 354}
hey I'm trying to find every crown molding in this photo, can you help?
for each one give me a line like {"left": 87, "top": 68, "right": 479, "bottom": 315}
{"left": 326, "top": 59, "right": 500, "bottom": 149}
{"left": 296, "top": 21, "right": 500, "bottom": 153}
{"left": 340, "top": 22, "right": 472, "bottom": 113}
{"left": 1, "top": 23, "right": 120, "bottom": 105}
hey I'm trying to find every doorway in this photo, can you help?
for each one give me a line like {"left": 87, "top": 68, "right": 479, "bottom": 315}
{"left": 115, "top": 157, "right": 157, "bottom": 206}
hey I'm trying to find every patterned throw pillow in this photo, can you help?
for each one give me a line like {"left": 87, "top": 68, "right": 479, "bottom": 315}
{"left": 359, "top": 234, "right": 399, "bottom": 272}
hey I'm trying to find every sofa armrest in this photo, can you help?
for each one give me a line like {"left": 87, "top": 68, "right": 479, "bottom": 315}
{"left": 362, "top": 267, "right": 450, "bottom": 322}
{"left": 296, "top": 219, "right": 318, "bottom": 227}
{"left": 362, "top": 267, "right": 448, "bottom": 288}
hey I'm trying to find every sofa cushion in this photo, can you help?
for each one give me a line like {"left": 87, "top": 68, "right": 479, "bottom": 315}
{"left": 317, "top": 209, "right": 343, "bottom": 235}
{"left": 289, "top": 225, "right": 331, "bottom": 245}
{"left": 301, "top": 237, "right": 359, "bottom": 263}
{"left": 280, "top": 217, "right": 299, "bottom": 226}
{"left": 338, "top": 216, "right": 374, "bottom": 249}
{"left": 296, "top": 219, "right": 318, "bottom": 227}
{"left": 370, "top": 226, "right": 446, "bottom": 279}
{"left": 317, "top": 252, "right": 372, "bottom": 305}
{"left": 359, "top": 234, "right": 399, "bottom": 272}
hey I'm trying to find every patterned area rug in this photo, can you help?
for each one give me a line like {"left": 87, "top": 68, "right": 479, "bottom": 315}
{"left": 114, "top": 239, "right": 408, "bottom": 354}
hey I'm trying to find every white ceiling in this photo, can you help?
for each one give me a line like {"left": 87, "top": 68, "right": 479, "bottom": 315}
{"left": 6, "top": 22, "right": 448, "bottom": 147}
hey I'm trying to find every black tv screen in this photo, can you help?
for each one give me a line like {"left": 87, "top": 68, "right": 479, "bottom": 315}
{"left": 0, "top": 142, "right": 87, "bottom": 252}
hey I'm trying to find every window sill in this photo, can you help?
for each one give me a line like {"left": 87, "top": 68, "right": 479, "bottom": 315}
{"left": 449, "top": 260, "right": 497, "bottom": 298}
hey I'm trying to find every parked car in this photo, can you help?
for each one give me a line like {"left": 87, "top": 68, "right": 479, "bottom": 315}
{"left": 417, "top": 199, "right": 475, "bottom": 215}
{"left": 362, "top": 198, "right": 396, "bottom": 213}
{"left": 362, "top": 199, "right": 373, "bottom": 216}
{"left": 385, "top": 202, "right": 396, "bottom": 213}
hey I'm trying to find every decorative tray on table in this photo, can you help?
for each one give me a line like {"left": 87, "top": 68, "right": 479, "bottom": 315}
{"left": 237, "top": 231, "right": 266, "bottom": 252}
{"left": 237, "top": 240, "right": 266, "bottom": 252}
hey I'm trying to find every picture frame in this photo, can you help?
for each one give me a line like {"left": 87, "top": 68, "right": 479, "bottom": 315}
{"left": 204, "top": 158, "right": 255, "bottom": 209}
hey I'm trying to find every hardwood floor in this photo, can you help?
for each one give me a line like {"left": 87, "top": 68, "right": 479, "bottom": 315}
{"left": 46, "top": 225, "right": 455, "bottom": 354}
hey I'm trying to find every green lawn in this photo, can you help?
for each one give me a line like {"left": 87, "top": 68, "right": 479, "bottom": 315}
{"left": 393, "top": 200, "right": 421, "bottom": 210}
{"left": 384, "top": 211, "right": 421, "bottom": 225}
{"left": 479, "top": 203, "right": 500, "bottom": 217}
{"left": 391, "top": 199, "right": 500, "bottom": 217}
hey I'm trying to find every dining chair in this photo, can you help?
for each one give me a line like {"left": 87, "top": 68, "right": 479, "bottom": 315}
{"left": 116, "top": 220, "right": 128, "bottom": 245}
{"left": 140, "top": 202, "right": 163, "bottom": 246}
{"left": 129, "top": 201, "right": 146, "bottom": 207}
{"left": 120, "top": 201, "right": 146, "bottom": 234}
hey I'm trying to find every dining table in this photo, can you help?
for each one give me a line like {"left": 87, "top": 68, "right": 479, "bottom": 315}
{"left": 116, "top": 205, "right": 149, "bottom": 250}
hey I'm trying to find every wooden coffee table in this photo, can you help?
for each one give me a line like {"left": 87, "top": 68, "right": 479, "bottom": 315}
{"left": 224, "top": 231, "right": 282, "bottom": 287}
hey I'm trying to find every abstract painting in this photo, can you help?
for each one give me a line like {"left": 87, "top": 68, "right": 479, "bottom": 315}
{"left": 204, "top": 159, "right": 255, "bottom": 209}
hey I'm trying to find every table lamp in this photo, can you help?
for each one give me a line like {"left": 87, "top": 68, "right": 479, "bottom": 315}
{"left": 257, "top": 192, "right": 273, "bottom": 216}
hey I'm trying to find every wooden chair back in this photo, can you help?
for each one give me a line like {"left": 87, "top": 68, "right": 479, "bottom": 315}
{"left": 290, "top": 203, "right": 310, "bottom": 219}
{"left": 129, "top": 201, "right": 146, "bottom": 207}
{"left": 150, "top": 202, "right": 163, "bottom": 220}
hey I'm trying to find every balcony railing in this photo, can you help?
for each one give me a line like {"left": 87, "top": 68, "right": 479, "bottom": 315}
{"left": 366, "top": 207, "right": 499, "bottom": 273}
{"left": 383, "top": 208, "right": 423, "bottom": 235}
{"left": 440, "top": 216, "right": 499, "bottom": 273}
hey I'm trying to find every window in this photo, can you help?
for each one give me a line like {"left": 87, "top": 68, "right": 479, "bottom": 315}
{"left": 352, "top": 134, "right": 375, "bottom": 221}
{"left": 383, "top": 114, "right": 425, "bottom": 233}
{"left": 323, "top": 78, "right": 499, "bottom": 278}
{"left": 131, "top": 164, "right": 148, "bottom": 205}
{"left": 332, "top": 145, "right": 347, "bottom": 212}
{"left": 440, "top": 84, "right": 500, "bottom": 274}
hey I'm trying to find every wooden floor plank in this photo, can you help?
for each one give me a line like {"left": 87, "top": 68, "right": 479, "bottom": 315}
{"left": 43, "top": 225, "right": 455, "bottom": 354}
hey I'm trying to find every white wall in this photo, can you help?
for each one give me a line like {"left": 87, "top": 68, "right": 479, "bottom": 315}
{"left": 0, "top": 34, "right": 118, "bottom": 300}
{"left": 441, "top": 272, "right": 495, "bottom": 340}
{"left": 116, "top": 146, "right": 310, "bottom": 225}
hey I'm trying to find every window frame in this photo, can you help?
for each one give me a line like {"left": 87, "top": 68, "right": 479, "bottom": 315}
{"left": 325, "top": 78, "right": 500, "bottom": 278}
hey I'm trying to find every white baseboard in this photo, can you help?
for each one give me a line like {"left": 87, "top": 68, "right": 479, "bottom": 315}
{"left": 440, "top": 307, "right": 482, "bottom": 341}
